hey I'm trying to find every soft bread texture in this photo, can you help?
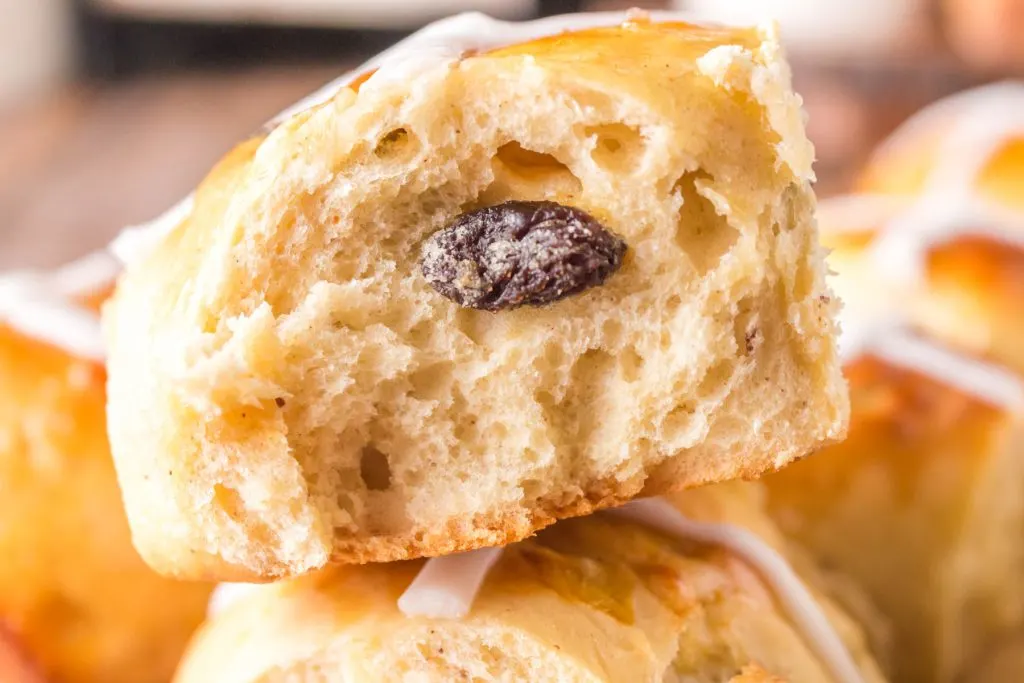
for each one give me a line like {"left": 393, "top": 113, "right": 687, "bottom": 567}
{"left": 0, "top": 322, "right": 213, "bottom": 683}
{"left": 105, "top": 17, "right": 847, "bottom": 580}
{"left": 174, "top": 484, "right": 886, "bottom": 683}
{"left": 808, "top": 196, "right": 908, "bottom": 334}
{"left": 765, "top": 352, "right": 1024, "bottom": 683}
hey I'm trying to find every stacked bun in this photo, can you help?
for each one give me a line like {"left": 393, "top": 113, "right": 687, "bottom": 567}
{"left": 765, "top": 83, "right": 1024, "bottom": 683}
{"left": 177, "top": 484, "right": 887, "bottom": 683}
{"left": 0, "top": 256, "right": 213, "bottom": 683}
{"left": 51, "top": 9, "right": 898, "bottom": 683}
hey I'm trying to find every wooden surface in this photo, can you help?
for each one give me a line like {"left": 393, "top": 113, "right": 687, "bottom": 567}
{"left": 0, "top": 65, "right": 340, "bottom": 270}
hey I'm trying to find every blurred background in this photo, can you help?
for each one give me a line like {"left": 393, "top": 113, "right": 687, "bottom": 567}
{"left": 1, "top": 0, "right": 1022, "bottom": 269}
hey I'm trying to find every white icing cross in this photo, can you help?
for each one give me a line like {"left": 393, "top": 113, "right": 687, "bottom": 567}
{"left": 608, "top": 499, "right": 865, "bottom": 683}
{"left": 819, "top": 83, "right": 1024, "bottom": 399}
{"left": 832, "top": 82, "right": 1024, "bottom": 287}
{"left": 0, "top": 250, "right": 119, "bottom": 361}
{"left": 844, "top": 325, "right": 1024, "bottom": 410}
{"left": 206, "top": 582, "right": 267, "bottom": 618}
{"left": 207, "top": 548, "right": 504, "bottom": 620}
{"left": 397, "top": 547, "right": 503, "bottom": 619}
{"left": 392, "top": 498, "right": 865, "bottom": 683}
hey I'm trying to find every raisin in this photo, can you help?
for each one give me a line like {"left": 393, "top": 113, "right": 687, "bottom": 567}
{"left": 420, "top": 200, "right": 626, "bottom": 311}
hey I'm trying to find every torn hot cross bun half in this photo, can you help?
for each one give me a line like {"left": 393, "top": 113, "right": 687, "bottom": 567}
{"left": 104, "top": 12, "right": 847, "bottom": 580}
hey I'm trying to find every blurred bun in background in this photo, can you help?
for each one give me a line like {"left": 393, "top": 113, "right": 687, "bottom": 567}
{"left": 0, "top": 261, "right": 213, "bottom": 683}
{"left": 767, "top": 338, "right": 1024, "bottom": 683}
{"left": 821, "top": 83, "right": 1024, "bottom": 373}
{"left": 680, "top": 0, "right": 931, "bottom": 57}
{"left": 767, "top": 76, "right": 1024, "bottom": 683}
{"left": 858, "top": 83, "right": 1024, "bottom": 211}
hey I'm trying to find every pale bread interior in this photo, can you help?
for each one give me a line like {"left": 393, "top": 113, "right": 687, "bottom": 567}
{"left": 105, "top": 23, "right": 846, "bottom": 578}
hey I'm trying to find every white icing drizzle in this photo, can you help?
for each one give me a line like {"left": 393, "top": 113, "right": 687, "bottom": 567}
{"left": 819, "top": 84, "right": 1024, "bottom": 396}
{"left": 110, "top": 195, "right": 195, "bottom": 267}
{"left": 609, "top": 498, "right": 865, "bottom": 683}
{"left": 835, "top": 288, "right": 1024, "bottom": 412}
{"left": 858, "top": 82, "right": 1024, "bottom": 286}
{"left": 110, "top": 8, "right": 731, "bottom": 267}
{"left": 821, "top": 193, "right": 1024, "bottom": 377}
{"left": 267, "top": 8, "right": 724, "bottom": 126}
{"left": 836, "top": 314, "right": 900, "bottom": 364}
{"left": 50, "top": 250, "right": 121, "bottom": 299}
{"left": 208, "top": 551, "right": 505, "bottom": 620}
{"left": 397, "top": 547, "right": 503, "bottom": 619}
{"left": 392, "top": 498, "right": 864, "bottom": 683}
{"left": 845, "top": 325, "right": 1024, "bottom": 409}
{"left": 0, "top": 250, "right": 119, "bottom": 361}
{"left": 868, "top": 197, "right": 1024, "bottom": 287}
{"left": 816, "top": 194, "right": 908, "bottom": 237}
{"left": 206, "top": 582, "right": 268, "bottom": 618}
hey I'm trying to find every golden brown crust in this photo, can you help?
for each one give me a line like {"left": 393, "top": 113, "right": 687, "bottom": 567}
{"left": 0, "top": 626, "right": 46, "bottom": 683}
{"left": 963, "top": 629, "right": 1024, "bottom": 683}
{"left": 0, "top": 325, "right": 214, "bottom": 683}
{"left": 729, "top": 664, "right": 788, "bottom": 683}
{"left": 329, "top": 474, "right": 639, "bottom": 564}
{"left": 817, "top": 190, "right": 1024, "bottom": 376}
{"left": 926, "top": 236, "right": 1024, "bottom": 301}
{"left": 332, "top": 463, "right": 793, "bottom": 565}
{"left": 918, "top": 236, "right": 1024, "bottom": 372}
{"left": 766, "top": 352, "right": 1024, "bottom": 683}
{"left": 844, "top": 354, "right": 1005, "bottom": 445}
{"left": 974, "top": 136, "right": 1024, "bottom": 210}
